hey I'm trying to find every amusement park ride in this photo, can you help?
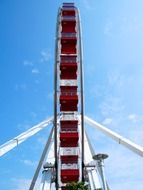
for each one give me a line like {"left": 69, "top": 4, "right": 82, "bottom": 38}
{"left": 0, "top": 3, "right": 143, "bottom": 190}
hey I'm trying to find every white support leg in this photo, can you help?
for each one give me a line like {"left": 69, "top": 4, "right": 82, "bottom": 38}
{"left": 40, "top": 129, "right": 55, "bottom": 190}
{"left": 85, "top": 116, "right": 143, "bottom": 157}
{"left": 0, "top": 117, "right": 53, "bottom": 157}
{"left": 29, "top": 126, "right": 54, "bottom": 190}
{"left": 84, "top": 131, "right": 102, "bottom": 189}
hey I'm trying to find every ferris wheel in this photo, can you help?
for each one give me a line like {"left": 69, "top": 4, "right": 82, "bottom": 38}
{"left": 0, "top": 3, "right": 143, "bottom": 190}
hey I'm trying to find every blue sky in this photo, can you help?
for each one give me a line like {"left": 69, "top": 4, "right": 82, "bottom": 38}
{"left": 0, "top": 0, "right": 143, "bottom": 189}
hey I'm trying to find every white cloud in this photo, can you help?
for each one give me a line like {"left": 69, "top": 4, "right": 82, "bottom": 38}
{"left": 100, "top": 96, "right": 125, "bottom": 118}
{"left": 14, "top": 84, "right": 27, "bottom": 91}
{"left": 102, "top": 118, "right": 113, "bottom": 125}
{"left": 23, "top": 60, "right": 33, "bottom": 66}
{"left": 40, "top": 49, "right": 51, "bottom": 62}
{"left": 32, "top": 68, "right": 40, "bottom": 74}
{"left": 17, "top": 123, "right": 31, "bottom": 131}
{"left": 128, "top": 114, "right": 143, "bottom": 124}
{"left": 128, "top": 114, "right": 138, "bottom": 122}
{"left": 20, "top": 159, "right": 38, "bottom": 167}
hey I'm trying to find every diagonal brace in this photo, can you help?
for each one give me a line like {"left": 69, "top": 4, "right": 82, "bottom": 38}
{"left": 0, "top": 116, "right": 53, "bottom": 157}
{"left": 85, "top": 116, "right": 143, "bottom": 157}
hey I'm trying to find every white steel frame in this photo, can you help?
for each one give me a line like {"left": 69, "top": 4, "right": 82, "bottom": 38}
{"left": 0, "top": 115, "right": 143, "bottom": 190}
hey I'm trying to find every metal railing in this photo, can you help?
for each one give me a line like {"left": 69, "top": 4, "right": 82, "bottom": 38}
{"left": 62, "top": 7, "right": 75, "bottom": 10}
{"left": 61, "top": 113, "right": 79, "bottom": 120}
{"left": 61, "top": 32, "right": 77, "bottom": 38}
{"left": 60, "top": 91, "right": 77, "bottom": 96}
{"left": 60, "top": 80, "right": 78, "bottom": 86}
{"left": 60, "top": 59, "right": 77, "bottom": 64}
{"left": 60, "top": 128, "right": 78, "bottom": 133}
{"left": 61, "top": 163, "right": 79, "bottom": 169}
{"left": 62, "top": 16, "right": 76, "bottom": 21}
{"left": 60, "top": 147, "right": 79, "bottom": 156}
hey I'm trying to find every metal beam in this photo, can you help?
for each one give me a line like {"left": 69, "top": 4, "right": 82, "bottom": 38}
{"left": 85, "top": 116, "right": 143, "bottom": 157}
{"left": 84, "top": 131, "right": 102, "bottom": 189}
{"left": 0, "top": 117, "right": 53, "bottom": 157}
{"left": 29, "top": 126, "right": 54, "bottom": 190}
{"left": 77, "top": 8, "right": 85, "bottom": 180}
{"left": 54, "top": 7, "right": 60, "bottom": 189}
{"left": 85, "top": 130, "right": 110, "bottom": 190}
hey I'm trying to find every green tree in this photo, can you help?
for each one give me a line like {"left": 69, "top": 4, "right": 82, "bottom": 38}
{"left": 66, "top": 182, "right": 89, "bottom": 190}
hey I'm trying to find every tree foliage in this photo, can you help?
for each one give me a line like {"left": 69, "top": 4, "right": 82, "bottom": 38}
{"left": 66, "top": 182, "right": 89, "bottom": 190}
